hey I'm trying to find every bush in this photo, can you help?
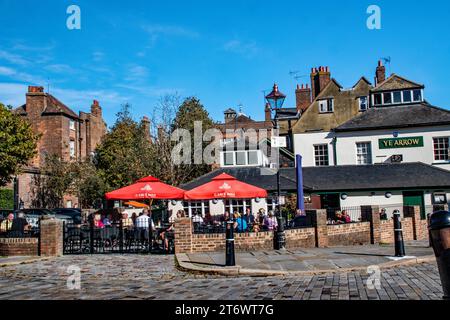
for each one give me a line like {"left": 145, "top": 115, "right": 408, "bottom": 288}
{"left": 0, "top": 188, "right": 14, "bottom": 209}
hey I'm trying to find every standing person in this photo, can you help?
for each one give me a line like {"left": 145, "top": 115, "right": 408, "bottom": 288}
{"left": 234, "top": 212, "right": 248, "bottom": 232}
{"left": 264, "top": 211, "right": 278, "bottom": 231}
{"left": 135, "top": 210, "right": 154, "bottom": 246}
{"left": 11, "top": 211, "right": 30, "bottom": 237}
{"left": 244, "top": 208, "right": 255, "bottom": 225}
{"left": 380, "top": 208, "right": 388, "bottom": 221}
{"left": 0, "top": 213, "right": 14, "bottom": 234}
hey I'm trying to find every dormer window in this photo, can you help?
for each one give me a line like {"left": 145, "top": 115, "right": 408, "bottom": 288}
{"left": 372, "top": 89, "right": 423, "bottom": 107}
{"left": 319, "top": 98, "right": 334, "bottom": 113}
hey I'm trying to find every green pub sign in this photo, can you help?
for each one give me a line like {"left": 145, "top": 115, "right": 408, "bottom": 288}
{"left": 379, "top": 136, "right": 424, "bottom": 149}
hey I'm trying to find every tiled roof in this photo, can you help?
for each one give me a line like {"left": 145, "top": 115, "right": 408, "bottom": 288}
{"left": 334, "top": 103, "right": 450, "bottom": 132}
{"left": 372, "top": 74, "right": 424, "bottom": 92}
{"left": 181, "top": 162, "right": 450, "bottom": 193}
{"left": 43, "top": 94, "right": 79, "bottom": 119}
{"left": 290, "top": 163, "right": 450, "bottom": 191}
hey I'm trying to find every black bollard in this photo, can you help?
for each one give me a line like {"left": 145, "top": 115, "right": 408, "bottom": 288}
{"left": 393, "top": 210, "right": 405, "bottom": 257}
{"left": 225, "top": 219, "right": 235, "bottom": 266}
{"left": 429, "top": 210, "right": 450, "bottom": 300}
{"left": 275, "top": 216, "right": 286, "bottom": 250}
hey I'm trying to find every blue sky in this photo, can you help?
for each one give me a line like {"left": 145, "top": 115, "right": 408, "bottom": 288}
{"left": 0, "top": 0, "right": 449, "bottom": 126}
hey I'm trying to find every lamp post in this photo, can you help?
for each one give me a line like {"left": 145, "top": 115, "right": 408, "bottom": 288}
{"left": 265, "top": 84, "right": 286, "bottom": 250}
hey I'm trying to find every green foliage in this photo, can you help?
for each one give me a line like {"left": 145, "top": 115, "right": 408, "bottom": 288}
{"left": 0, "top": 103, "right": 39, "bottom": 186}
{"left": 0, "top": 188, "right": 13, "bottom": 209}
{"left": 95, "top": 103, "right": 154, "bottom": 191}
{"left": 71, "top": 159, "right": 106, "bottom": 209}
{"left": 31, "top": 155, "right": 75, "bottom": 209}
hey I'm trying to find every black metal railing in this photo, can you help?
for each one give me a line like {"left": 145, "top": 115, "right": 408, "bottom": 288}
{"left": 63, "top": 220, "right": 174, "bottom": 255}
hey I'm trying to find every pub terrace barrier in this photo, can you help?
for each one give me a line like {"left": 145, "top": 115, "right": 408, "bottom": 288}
{"left": 175, "top": 206, "right": 430, "bottom": 253}
{"left": 0, "top": 218, "right": 63, "bottom": 257}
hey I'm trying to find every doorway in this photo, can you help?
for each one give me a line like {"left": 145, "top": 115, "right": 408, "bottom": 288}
{"left": 402, "top": 191, "right": 425, "bottom": 219}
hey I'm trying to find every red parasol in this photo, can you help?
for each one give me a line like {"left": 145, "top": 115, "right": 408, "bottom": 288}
{"left": 105, "top": 176, "right": 185, "bottom": 200}
{"left": 184, "top": 173, "right": 267, "bottom": 200}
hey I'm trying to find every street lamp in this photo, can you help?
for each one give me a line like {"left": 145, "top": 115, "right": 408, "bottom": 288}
{"left": 265, "top": 84, "right": 287, "bottom": 250}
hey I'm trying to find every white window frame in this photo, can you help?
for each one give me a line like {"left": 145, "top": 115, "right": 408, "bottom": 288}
{"left": 356, "top": 142, "right": 373, "bottom": 165}
{"left": 358, "top": 96, "right": 368, "bottom": 111}
{"left": 69, "top": 120, "right": 76, "bottom": 131}
{"left": 183, "top": 201, "right": 210, "bottom": 218}
{"left": 314, "top": 144, "right": 329, "bottom": 167}
{"left": 433, "top": 137, "right": 450, "bottom": 162}
{"left": 225, "top": 199, "right": 251, "bottom": 214}
{"left": 221, "top": 150, "right": 262, "bottom": 167}
{"left": 69, "top": 140, "right": 76, "bottom": 158}
{"left": 318, "top": 98, "right": 334, "bottom": 113}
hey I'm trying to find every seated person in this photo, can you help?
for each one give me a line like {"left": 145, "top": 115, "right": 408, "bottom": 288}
{"left": 203, "top": 212, "right": 214, "bottom": 225}
{"left": 342, "top": 210, "right": 351, "bottom": 223}
{"left": 192, "top": 211, "right": 204, "bottom": 224}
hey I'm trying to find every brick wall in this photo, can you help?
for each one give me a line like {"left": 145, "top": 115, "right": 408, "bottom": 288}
{"left": 39, "top": 219, "right": 63, "bottom": 256}
{"left": 285, "top": 228, "right": 316, "bottom": 249}
{"left": 380, "top": 218, "right": 414, "bottom": 244}
{"left": 327, "top": 222, "right": 371, "bottom": 246}
{"left": 174, "top": 206, "right": 429, "bottom": 253}
{"left": 0, "top": 238, "right": 38, "bottom": 256}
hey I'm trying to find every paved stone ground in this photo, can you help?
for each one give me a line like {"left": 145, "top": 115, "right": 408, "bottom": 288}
{"left": 0, "top": 254, "right": 444, "bottom": 300}
{"left": 183, "top": 242, "right": 434, "bottom": 273}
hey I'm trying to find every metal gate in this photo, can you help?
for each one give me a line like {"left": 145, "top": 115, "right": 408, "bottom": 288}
{"left": 63, "top": 221, "right": 174, "bottom": 254}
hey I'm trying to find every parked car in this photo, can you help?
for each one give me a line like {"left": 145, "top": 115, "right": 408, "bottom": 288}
{"left": 52, "top": 208, "right": 82, "bottom": 224}
{"left": 15, "top": 209, "right": 55, "bottom": 229}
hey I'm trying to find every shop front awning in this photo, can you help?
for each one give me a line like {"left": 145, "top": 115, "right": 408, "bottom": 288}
{"left": 105, "top": 176, "right": 185, "bottom": 200}
{"left": 184, "top": 173, "right": 268, "bottom": 200}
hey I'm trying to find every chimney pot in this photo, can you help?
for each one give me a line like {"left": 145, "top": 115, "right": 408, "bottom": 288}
{"left": 28, "top": 86, "right": 44, "bottom": 93}
{"left": 93, "top": 99, "right": 99, "bottom": 106}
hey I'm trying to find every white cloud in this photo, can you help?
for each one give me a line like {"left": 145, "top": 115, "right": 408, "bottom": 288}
{"left": 0, "top": 82, "right": 27, "bottom": 107}
{"left": 223, "top": 40, "right": 260, "bottom": 57}
{"left": 0, "top": 66, "right": 16, "bottom": 76}
{"left": 116, "top": 83, "right": 180, "bottom": 97}
{"left": 124, "top": 65, "right": 149, "bottom": 82}
{"left": 0, "top": 50, "right": 29, "bottom": 65}
{"left": 142, "top": 24, "right": 199, "bottom": 40}
{"left": 45, "top": 64, "right": 77, "bottom": 74}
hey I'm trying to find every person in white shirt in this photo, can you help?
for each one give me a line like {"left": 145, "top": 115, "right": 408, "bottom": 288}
{"left": 135, "top": 209, "right": 155, "bottom": 244}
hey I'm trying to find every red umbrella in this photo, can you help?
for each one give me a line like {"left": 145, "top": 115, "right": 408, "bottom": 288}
{"left": 184, "top": 173, "right": 267, "bottom": 200}
{"left": 105, "top": 176, "right": 185, "bottom": 200}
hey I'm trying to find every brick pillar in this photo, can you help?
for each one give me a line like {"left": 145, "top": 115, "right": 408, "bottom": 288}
{"left": 39, "top": 219, "right": 63, "bottom": 257}
{"left": 361, "top": 205, "right": 381, "bottom": 244}
{"left": 174, "top": 218, "right": 193, "bottom": 254}
{"left": 404, "top": 206, "right": 426, "bottom": 241}
{"left": 312, "top": 209, "right": 328, "bottom": 248}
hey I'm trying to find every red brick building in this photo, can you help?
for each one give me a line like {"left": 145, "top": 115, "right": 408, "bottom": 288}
{"left": 13, "top": 86, "right": 107, "bottom": 208}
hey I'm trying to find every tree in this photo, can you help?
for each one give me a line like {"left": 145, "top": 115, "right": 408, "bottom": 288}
{"left": 0, "top": 103, "right": 39, "bottom": 186}
{"left": 151, "top": 95, "right": 216, "bottom": 186}
{"left": 31, "top": 155, "right": 75, "bottom": 209}
{"left": 95, "top": 103, "right": 154, "bottom": 191}
{"left": 71, "top": 159, "right": 106, "bottom": 209}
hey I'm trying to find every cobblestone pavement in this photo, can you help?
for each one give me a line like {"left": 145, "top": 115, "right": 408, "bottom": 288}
{"left": 0, "top": 255, "right": 443, "bottom": 300}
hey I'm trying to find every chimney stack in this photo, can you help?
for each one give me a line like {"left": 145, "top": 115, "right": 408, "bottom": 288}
{"left": 375, "top": 60, "right": 386, "bottom": 86}
{"left": 141, "top": 116, "right": 151, "bottom": 141}
{"left": 157, "top": 125, "right": 165, "bottom": 141}
{"left": 91, "top": 99, "right": 102, "bottom": 117}
{"left": 26, "top": 85, "right": 47, "bottom": 118}
{"left": 295, "top": 84, "right": 312, "bottom": 112}
{"left": 265, "top": 103, "right": 272, "bottom": 121}
{"left": 310, "top": 66, "right": 331, "bottom": 100}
